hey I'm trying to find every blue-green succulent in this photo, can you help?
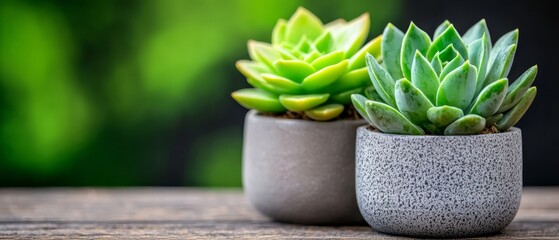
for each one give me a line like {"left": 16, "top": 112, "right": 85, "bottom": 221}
{"left": 352, "top": 20, "right": 537, "bottom": 135}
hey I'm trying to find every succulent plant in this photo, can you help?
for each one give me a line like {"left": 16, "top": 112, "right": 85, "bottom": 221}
{"left": 351, "top": 20, "right": 537, "bottom": 135}
{"left": 231, "top": 7, "right": 382, "bottom": 121}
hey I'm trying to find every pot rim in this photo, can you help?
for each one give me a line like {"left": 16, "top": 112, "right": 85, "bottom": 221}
{"left": 357, "top": 125, "right": 521, "bottom": 139}
{"left": 247, "top": 110, "right": 367, "bottom": 126}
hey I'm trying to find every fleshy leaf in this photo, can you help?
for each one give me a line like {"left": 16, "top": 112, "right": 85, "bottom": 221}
{"left": 439, "top": 54, "right": 465, "bottom": 81}
{"left": 313, "top": 31, "right": 333, "bottom": 53}
{"left": 411, "top": 51, "right": 439, "bottom": 103}
{"left": 394, "top": 79, "right": 434, "bottom": 124}
{"left": 488, "top": 29, "right": 519, "bottom": 71}
{"left": 498, "top": 65, "right": 538, "bottom": 113}
{"left": 427, "top": 105, "right": 464, "bottom": 128}
{"left": 302, "top": 60, "right": 348, "bottom": 91}
{"left": 327, "top": 67, "right": 369, "bottom": 93}
{"left": 349, "top": 35, "right": 382, "bottom": 70}
{"left": 484, "top": 44, "right": 516, "bottom": 87}
{"left": 327, "top": 13, "right": 370, "bottom": 56}
{"left": 351, "top": 94, "right": 376, "bottom": 126}
{"left": 285, "top": 7, "right": 323, "bottom": 44}
{"left": 427, "top": 25, "right": 468, "bottom": 60}
{"left": 279, "top": 94, "right": 329, "bottom": 111}
{"left": 365, "top": 100, "right": 424, "bottom": 135}
{"left": 430, "top": 53, "right": 443, "bottom": 75}
{"left": 381, "top": 23, "right": 405, "bottom": 80}
{"left": 247, "top": 41, "right": 282, "bottom": 68}
{"left": 366, "top": 54, "right": 396, "bottom": 107}
{"left": 444, "top": 114, "right": 486, "bottom": 135}
{"left": 272, "top": 19, "right": 287, "bottom": 46}
{"left": 236, "top": 60, "right": 269, "bottom": 81}
{"left": 274, "top": 60, "right": 316, "bottom": 83}
{"left": 305, "top": 104, "right": 344, "bottom": 121}
{"left": 304, "top": 50, "right": 321, "bottom": 63}
{"left": 486, "top": 113, "right": 503, "bottom": 126}
{"left": 468, "top": 35, "right": 490, "bottom": 95}
{"left": 400, "top": 22, "right": 432, "bottom": 80}
{"left": 468, "top": 78, "right": 508, "bottom": 117}
{"left": 497, "top": 87, "right": 537, "bottom": 131}
{"left": 261, "top": 73, "right": 301, "bottom": 93}
{"left": 363, "top": 85, "right": 384, "bottom": 102}
{"left": 437, "top": 62, "right": 477, "bottom": 110}
{"left": 331, "top": 87, "right": 362, "bottom": 105}
{"left": 247, "top": 78, "right": 281, "bottom": 95}
{"left": 311, "top": 50, "right": 345, "bottom": 70}
{"left": 462, "top": 19, "right": 492, "bottom": 48}
{"left": 437, "top": 44, "right": 459, "bottom": 62}
{"left": 231, "top": 88, "right": 285, "bottom": 112}
{"left": 433, "top": 20, "right": 451, "bottom": 39}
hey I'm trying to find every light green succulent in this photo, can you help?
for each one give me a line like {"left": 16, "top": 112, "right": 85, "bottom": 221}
{"left": 231, "top": 7, "right": 382, "bottom": 121}
{"left": 351, "top": 20, "right": 537, "bottom": 135}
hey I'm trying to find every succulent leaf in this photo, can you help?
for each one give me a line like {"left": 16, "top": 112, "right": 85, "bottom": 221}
{"left": 444, "top": 114, "right": 486, "bottom": 135}
{"left": 331, "top": 88, "right": 363, "bottom": 105}
{"left": 261, "top": 73, "right": 301, "bottom": 93}
{"left": 311, "top": 50, "right": 345, "bottom": 70}
{"left": 349, "top": 35, "right": 382, "bottom": 70}
{"left": 427, "top": 25, "right": 468, "bottom": 60}
{"left": 436, "top": 62, "right": 477, "bottom": 110}
{"left": 365, "top": 100, "right": 425, "bottom": 135}
{"left": 433, "top": 20, "right": 451, "bottom": 39}
{"left": 304, "top": 50, "right": 321, "bottom": 63}
{"left": 313, "top": 31, "right": 333, "bottom": 53}
{"left": 438, "top": 44, "right": 460, "bottom": 62}
{"left": 351, "top": 94, "right": 376, "bottom": 126}
{"left": 427, "top": 105, "right": 464, "bottom": 128}
{"left": 468, "top": 35, "right": 490, "bottom": 95}
{"left": 232, "top": 89, "right": 286, "bottom": 112}
{"left": 394, "top": 78, "right": 434, "bottom": 124}
{"left": 488, "top": 29, "right": 519, "bottom": 70}
{"left": 462, "top": 19, "right": 492, "bottom": 48}
{"left": 439, "top": 54, "right": 465, "bottom": 82}
{"left": 366, "top": 54, "right": 396, "bottom": 107}
{"left": 411, "top": 51, "right": 439, "bottom": 103}
{"left": 327, "top": 67, "right": 369, "bottom": 93}
{"left": 497, "top": 87, "right": 537, "bottom": 131}
{"left": 468, "top": 78, "right": 508, "bottom": 117}
{"left": 279, "top": 94, "right": 329, "bottom": 111}
{"left": 272, "top": 19, "right": 287, "bottom": 46}
{"left": 430, "top": 53, "right": 443, "bottom": 75}
{"left": 302, "top": 60, "right": 348, "bottom": 91}
{"left": 285, "top": 7, "right": 323, "bottom": 44}
{"left": 498, "top": 65, "right": 538, "bottom": 113}
{"left": 400, "top": 22, "right": 432, "bottom": 80}
{"left": 484, "top": 44, "right": 516, "bottom": 87}
{"left": 382, "top": 23, "right": 405, "bottom": 79}
{"left": 274, "top": 60, "right": 316, "bottom": 83}
{"left": 363, "top": 85, "right": 384, "bottom": 102}
{"left": 486, "top": 113, "right": 503, "bottom": 126}
{"left": 248, "top": 41, "right": 282, "bottom": 68}
{"left": 327, "top": 13, "right": 370, "bottom": 56}
{"left": 305, "top": 104, "right": 344, "bottom": 121}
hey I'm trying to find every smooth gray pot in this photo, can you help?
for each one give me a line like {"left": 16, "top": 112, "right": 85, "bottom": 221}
{"left": 243, "top": 110, "right": 366, "bottom": 225}
{"left": 356, "top": 126, "right": 522, "bottom": 238}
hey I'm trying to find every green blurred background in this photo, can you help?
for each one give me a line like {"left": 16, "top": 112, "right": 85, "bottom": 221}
{"left": 2, "top": 0, "right": 557, "bottom": 186}
{"left": 0, "top": 0, "right": 402, "bottom": 186}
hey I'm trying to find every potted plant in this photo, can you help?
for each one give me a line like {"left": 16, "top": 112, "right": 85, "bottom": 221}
{"left": 231, "top": 7, "right": 381, "bottom": 225}
{"left": 351, "top": 20, "right": 537, "bottom": 237}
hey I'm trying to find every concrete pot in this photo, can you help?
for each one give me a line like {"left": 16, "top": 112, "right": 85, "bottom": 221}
{"left": 355, "top": 126, "right": 522, "bottom": 238}
{"left": 243, "top": 110, "right": 366, "bottom": 225}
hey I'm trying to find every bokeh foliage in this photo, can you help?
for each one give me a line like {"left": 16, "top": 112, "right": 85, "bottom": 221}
{"left": 0, "top": 0, "right": 401, "bottom": 186}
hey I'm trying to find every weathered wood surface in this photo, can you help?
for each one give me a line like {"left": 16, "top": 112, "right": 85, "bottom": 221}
{"left": 0, "top": 187, "right": 557, "bottom": 239}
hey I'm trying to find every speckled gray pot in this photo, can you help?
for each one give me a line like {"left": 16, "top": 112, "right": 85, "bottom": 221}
{"left": 243, "top": 110, "right": 366, "bottom": 225}
{"left": 356, "top": 126, "right": 522, "bottom": 238}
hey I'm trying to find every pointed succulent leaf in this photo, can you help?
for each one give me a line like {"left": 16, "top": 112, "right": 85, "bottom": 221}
{"left": 462, "top": 19, "right": 492, "bottom": 48}
{"left": 232, "top": 88, "right": 285, "bottom": 112}
{"left": 433, "top": 20, "right": 451, "bottom": 39}
{"left": 381, "top": 23, "right": 405, "bottom": 80}
{"left": 274, "top": 60, "right": 316, "bottom": 83}
{"left": 351, "top": 94, "right": 376, "bottom": 126}
{"left": 236, "top": 60, "right": 269, "bottom": 81}
{"left": 489, "top": 29, "right": 519, "bottom": 70}
{"left": 305, "top": 104, "right": 344, "bottom": 121}
{"left": 261, "top": 73, "right": 301, "bottom": 93}
{"left": 437, "top": 62, "right": 477, "bottom": 110}
{"left": 285, "top": 7, "right": 323, "bottom": 44}
{"left": 411, "top": 51, "right": 439, "bottom": 103}
{"left": 272, "top": 19, "right": 287, "bottom": 46}
{"left": 328, "top": 67, "right": 369, "bottom": 93}
{"left": 275, "top": 47, "right": 298, "bottom": 60}
{"left": 469, "top": 78, "right": 508, "bottom": 117}
{"left": 497, "top": 87, "right": 537, "bottom": 131}
{"left": 349, "top": 35, "right": 382, "bottom": 70}
{"left": 394, "top": 79, "right": 434, "bottom": 124}
{"left": 247, "top": 78, "right": 282, "bottom": 94}
{"left": 279, "top": 94, "right": 329, "bottom": 112}
{"left": 247, "top": 41, "right": 282, "bottom": 68}
{"left": 365, "top": 100, "right": 424, "bottom": 135}
{"left": 293, "top": 36, "right": 312, "bottom": 53}
{"left": 444, "top": 114, "right": 486, "bottom": 135}
{"left": 427, "top": 25, "right": 468, "bottom": 60}
{"left": 400, "top": 22, "right": 432, "bottom": 80}
{"left": 498, "top": 65, "right": 538, "bottom": 113}
{"left": 313, "top": 31, "right": 333, "bottom": 53}
{"left": 304, "top": 50, "right": 321, "bottom": 63}
{"left": 485, "top": 44, "right": 516, "bottom": 87}
{"left": 327, "top": 13, "right": 370, "bottom": 56}
{"left": 331, "top": 88, "right": 363, "bottom": 105}
{"left": 366, "top": 54, "right": 396, "bottom": 107}
{"left": 468, "top": 35, "right": 491, "bottom": 95}
{"left": 302, "top": 60, "right": 348, "bottom": 91}
{"left": 438, "top": 44, "right": 459, "bottom": 62}
{"left": 430, "top": 53, "right": 443, "bottom": 75}
{"left": 439, "top": 54, "right": 465, "bottom": 81}
{"left": 486, "top": 113, "right": 503, "bottom": 126}
{"left": 311, "top": 50, "right": 345, "bottom": 70}
{"left": 427, "top": 105, "right": 464, "bottom": 128}
{"left": 363, "top": 85, "right": 384, "bottom": 102}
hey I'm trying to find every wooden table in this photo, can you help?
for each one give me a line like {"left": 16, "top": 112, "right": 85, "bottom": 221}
{"left": 0, "top": 188, "right": 557, "bottom": 239}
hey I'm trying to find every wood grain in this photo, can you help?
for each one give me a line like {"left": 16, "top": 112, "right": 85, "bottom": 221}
{"left": 0, "top": 187, "right": 557, "bottom": 239}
